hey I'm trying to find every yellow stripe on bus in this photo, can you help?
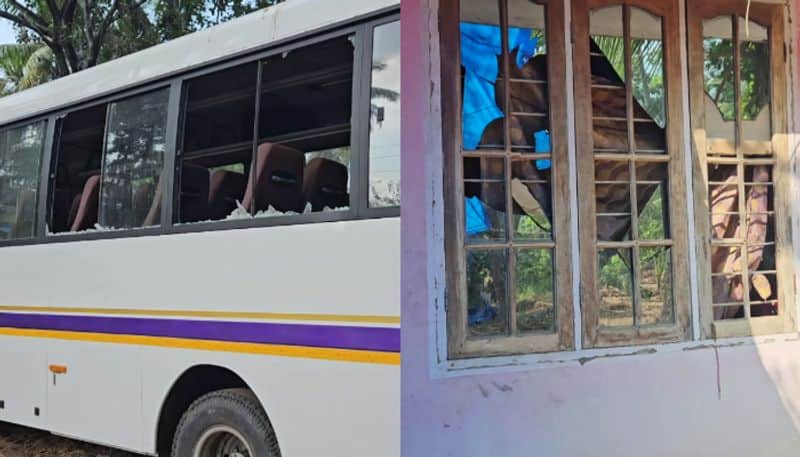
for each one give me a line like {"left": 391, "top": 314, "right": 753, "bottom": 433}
{"left": 0, "top": 305, "right": 400, "bottom": 325}
{"left": 0, "top": 327, "right": 401, "bottom": 366}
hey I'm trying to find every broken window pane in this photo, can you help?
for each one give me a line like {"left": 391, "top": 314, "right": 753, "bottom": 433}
{"left": 464, "top": 157, "right": 507, "bottom": 242}
{"left": 637, "top": 183, "right": 668, "bottom": 240}
{"left": 178, "top": 36, "right": 356, "bottom": 223}
{"left": 49, "top": 104, "right": 108, "bottom": 233}
{"left": 460, "top": 0, "right": 504, "bottom": 150}
{"left": 258, "top": 36, "right": 354, "bottom": 216}
{"left": 630, "top": 8, "right": 667, "bottom": 154}
{"left": 713, "top": 273, "right": 745, "bottom": 305}
{"left": 596, "top": 183, "right": 631, "bottom": 242}
{"left": 591, "top": 6, "right": 625, "bottom": 82}
{"left": 711, "top": 245, "right": 743, "bottom": 274}
{"left": 456, "top": 0, "right": 564, "bottom": 354}
{"left": 750, "top": 301, "right": 778, "bottom": 317}
{"left": 179, "top": 62, "right": 257, "bottom": 223}
{"left": 750, "top": 272, "right": 777, "bottom": 302}
{"left": 507, "top": 0, "right": 548, "bottom": 153}
{"left": 631, "top": 8, "right": 665, "bottom": 129}
{"left": 749, "top": 243, "right": 775, "bottom": 271}
{"left": 511, "top": 159, "right": 551, "bottom": 241}
{"left": 714, "top": 304, "right": 744, "bottom": 320}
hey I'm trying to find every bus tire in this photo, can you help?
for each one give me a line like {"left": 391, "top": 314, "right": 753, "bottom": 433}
{"left": 171, "top": 388, "right": 280, "bottom": 457}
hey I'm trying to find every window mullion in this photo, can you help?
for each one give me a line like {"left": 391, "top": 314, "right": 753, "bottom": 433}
{"left": 96, "top": 104, "right": 113, "bottom": 227}
{"left": 351, "top": 23, "right": 371, "bottom": 217}
{"left": 622, "top": 5, "right": 643, "bottom": 327}
{"left": 36, "top": 119, "right": 55, "bottom": 238}
{"left": 731, "top": 15, "right": 752, "bottom": 319}
{"left": 499, "top": 0, "right": 515, "bottom": 337}
{"left": 249, "top": 61, "right": 264, "bottom": 216}
{"left": 160, "top": 81, "right": 182, "bottom": 228}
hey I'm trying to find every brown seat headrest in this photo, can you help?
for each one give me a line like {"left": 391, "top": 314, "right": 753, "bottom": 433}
{"left": 208, "top": 169, "right": 247, "bottom": 220}
{"left": 242, "top": 143, "right": 306, "bottom": 214}
{"left": 70, "top": 174, "right": 101, "bottom": 232}
{"left": 134, "top": 181, "right": 156, "bottom": 227}
{"left": 303, "top": 157, "right": 349, "bottom": 212}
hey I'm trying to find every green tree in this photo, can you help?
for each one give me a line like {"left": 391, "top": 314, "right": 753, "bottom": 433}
{"left": 0, "top": 42, "right": 52, "bottom": 94}
{"left": 0, "top": 0, "right": 285, "bottom": 94}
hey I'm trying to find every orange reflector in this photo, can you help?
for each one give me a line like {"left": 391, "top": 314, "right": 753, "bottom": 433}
{"left": 48, "top": 365, "right": 67, "bottom": 374}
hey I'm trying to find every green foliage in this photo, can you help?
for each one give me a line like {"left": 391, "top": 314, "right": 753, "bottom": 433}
{"left": 0, "top": 0, "right": 287, "bottom": 96}
{"left": 703, "top": 37, "right": 770, "bottom": 121}
{"left": 703, "top": 38, "right": 735, "bottom": 120}
{"left": 598, "top": 249, "right": 631, "bottom": 293}
{"left": 0, "top": 43, "right": 52, "bottom": 94}
{"left": 514, "top": 248, "right": 552, "bottom": 304}
{"left": 739, "top": 41, "right": 770, "bottom": 120}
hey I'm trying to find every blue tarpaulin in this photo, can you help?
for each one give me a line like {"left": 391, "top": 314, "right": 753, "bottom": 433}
{"left": 465, "top": 196, "right": 491, "bottom": 236}
{"left": 468, "top": 302, "right": 498, "bottom": 326}
{"left": 534, "top": 129, "right": 552, "bottom": 170}
{"left": 461, "top": 23, "right": 539, "bottom": 150}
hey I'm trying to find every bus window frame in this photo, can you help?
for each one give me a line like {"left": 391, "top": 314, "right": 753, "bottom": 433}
{"left": 359, "top": 16, "right": 403, "bottom": 216}
{"left": 0, "top": 118, "right": 50, "bottom": 241}
{"left": 0, "top": 9, "right": 399, "bottom": 249}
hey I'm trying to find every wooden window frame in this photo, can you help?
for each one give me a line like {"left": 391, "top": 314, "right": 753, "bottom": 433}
{"left": 442, "top": 0, "right": 574, "bottom": 359}
{"left": 687, "top": 0, "right": 795, "bottom": 339}
{"left": 572, "top": 0, "right": 692, "bottom": 348}
{"left": 441, "top": 0, "right": 796, "bottom": 363}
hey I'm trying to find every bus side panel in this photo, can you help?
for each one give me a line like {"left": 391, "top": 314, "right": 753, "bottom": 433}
{"left": 141, "top": 348, "right": 400, "bottom": 457}
{"left": 0, "top": 218, "right": 399, "bottom": 455}
{"left": 0, "top": 220, "right": 400, "bottom": 318}
{"left": 0, "top": 335, "right": 47, "bottom": 429}
{"left": 46, "top": 340, "right": 143, "bottom": 452}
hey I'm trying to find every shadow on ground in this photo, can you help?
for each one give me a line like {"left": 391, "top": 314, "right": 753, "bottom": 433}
{"left": 0, "top": 422, "right": 138, "bottom": 457}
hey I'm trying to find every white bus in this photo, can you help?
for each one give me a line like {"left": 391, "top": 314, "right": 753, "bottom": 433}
{"left": 0, "top": 0, "right": 400, "bottom": 456}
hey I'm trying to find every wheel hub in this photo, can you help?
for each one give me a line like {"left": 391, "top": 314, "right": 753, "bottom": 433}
{"left": 194, "top": 425, "right": 253, "bottom": 457}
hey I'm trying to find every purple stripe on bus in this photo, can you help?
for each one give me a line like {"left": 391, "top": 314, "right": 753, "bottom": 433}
{"left": 0, "top": 313, "right": 400, "bottom": 353}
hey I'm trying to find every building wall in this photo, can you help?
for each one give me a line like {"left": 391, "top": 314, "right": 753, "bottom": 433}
{"left": 401, "top": 1, "right": 800, "bottom": 456}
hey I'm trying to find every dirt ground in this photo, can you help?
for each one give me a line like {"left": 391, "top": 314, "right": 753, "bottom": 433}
{"left": 0, "top": 422, "right": 138, "bottom": 457}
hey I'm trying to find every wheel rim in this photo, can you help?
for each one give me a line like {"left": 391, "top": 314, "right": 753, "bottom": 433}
{"left": 193, "top": 425, "right": 253, "bottom": 457}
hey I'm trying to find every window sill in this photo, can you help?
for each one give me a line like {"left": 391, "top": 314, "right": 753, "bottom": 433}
{"left": 434, "top": 331, "right": 800, "bottom": 379}
{"left": 0, "top": 208, "right": 399, "bottom": 249}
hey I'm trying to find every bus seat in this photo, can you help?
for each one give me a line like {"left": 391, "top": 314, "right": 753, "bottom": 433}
{"left": 303, "top": 157, "right": 348, "bottom": 211}
{"left": 242, "top": 143, "right": 306, "bottom": 214}
{"left": 70, "top": 174, "right": 101, "bottom": 231}
{"left": 179, "top": 164, "right": 210, "bottom": 223}
{"left": 66, "top": 193, "right": 81, "bottom": 229}
{"left": 138, "top": 170, "right": 174, "bottom": 228}
{"left": 208, "top": 169, "right": 247, "bottom": 220}
{"left": 134, "top": 181, "right": 156, "bottom": 226}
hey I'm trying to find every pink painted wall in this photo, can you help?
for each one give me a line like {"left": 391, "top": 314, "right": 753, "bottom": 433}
{"left": 401, "top": 1, "right": 800, "bottom": 456}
